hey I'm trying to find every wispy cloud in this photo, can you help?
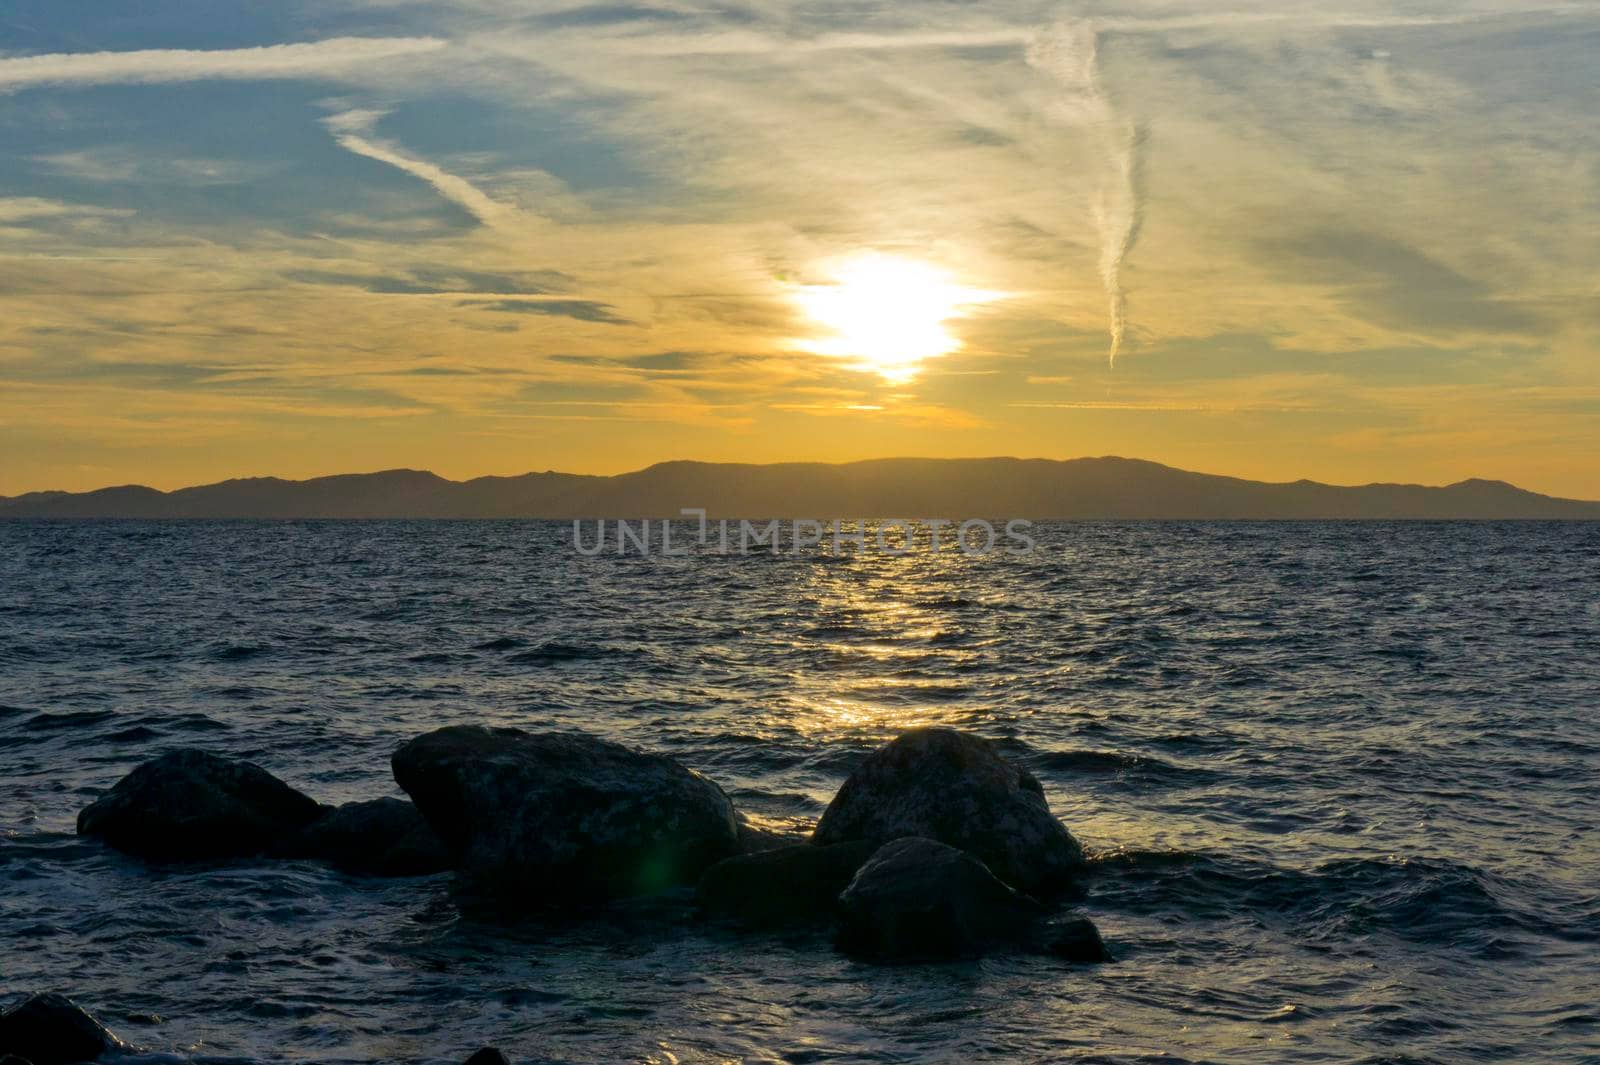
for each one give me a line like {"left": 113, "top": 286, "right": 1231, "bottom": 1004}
{"left": 462, "top": 297, "right": 630, "bottom": 324}
{"left": 321, "top": 109, "right": 514, "bottom": 226}
{"left": 33, "top": 147, "right": 282, "bottom": 186}
{"left": 559, "top": 27, "right": 1034, "bottom": 58}
{"left": 285, "top": 265, "right": 568, "bottom": 295}
{"left": 0, "top": 37, "right": 446, "bottom": 92}
{"left": 1027, "top": 21, "right": 1144, "bottom": 368}
{"left": 0, "top": 198, "right": 131, "bottom": 224}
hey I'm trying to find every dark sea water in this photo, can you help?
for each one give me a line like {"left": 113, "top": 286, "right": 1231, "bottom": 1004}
{"left": 2, "top": 520, "right": 1598, "bottom": 1065}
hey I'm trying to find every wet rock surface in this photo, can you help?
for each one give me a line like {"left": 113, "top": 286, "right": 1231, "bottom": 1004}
{"left": 393, "top": 725, "right": 740, "bottom": 900}
{"left": 0, "top": 993, "right": 121, "bottom": 1065}
{"left": 813, "top": 727, "right": 1087, "bottom": 896}
{"left": 835, "top": 837, "right": 1045, "bottom": 962}
{"left": 75, "top": 749, "right": 322, "bottom": 861}
{"left": 286, "top": 797, "right": 454, "bottom": 877}
{"left": 1043, "top": 916, "right": 1113, "bottom": 963}
{"left": 697, "top": 839, "right": 875, "bottom": 926}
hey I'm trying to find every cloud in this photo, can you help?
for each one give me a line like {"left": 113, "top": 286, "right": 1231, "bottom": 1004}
{"left": 553, "top": 351, "right": 708, "bottom": 370}
{"left": 0, "top": 198, "right": 131, "bottom": 224}
{"left": 1263, "top": 229, "right": 1547, "bottom": 336}
{"left": 530, "top": 4, "right": 699, "bottom": 30}
{"left": 320, "top": 108, "right": 515, "bottom": 226}
{"left": 1027, "top": 21, "right": 1144, "bottom": 367}
{"left": 562, "top": 27, "right": 1034, "bottom": 58}
{"left": 462, "top": 298, "right": 630, "bottom": 324}
{"left": 0, "top": 37, "right": 446, "bottom": 92}
{"left": 286, "top": 265, "right": 568, "bottom": 295}
{"left": 33, "top": 148, "right": 284, "bottom": 186}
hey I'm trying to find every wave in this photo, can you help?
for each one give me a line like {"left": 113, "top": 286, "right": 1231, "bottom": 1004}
{"left": 19, "top": 709, "right": 119, "bottom": 731}
{"left": 471, "top": 636, "right": 523, "bottom": 651}
{"left": 0, "top": 708, "right": 234, "bottom": 753}
{"left": 1091, "top": 850, "right": 1597, "bottom": 949}
{"left": 104, "top": 725, "right": 162, "bottom": 742}
{"left": 995, "top": 736, "right": 1221, "bottom": 790}
{"left": 1031, "top": 748, "right": 1219, "bottom": 788}
{"left": 505, "top": 640, "right": 641, "bottom": 666}
{"left": 165, "top": 713, "right": 231, "bottom": 732}
{"left": 406, "top": 651, "right": 464, "bottom": 664}
{"left": 207, "top": 643, "right": 270, "bottom": 662}
{"left": 915, "top": 596, "right": 978, "bottom": 610}
{"left": 197, "top": 686, "right": 261, "bottom": 700}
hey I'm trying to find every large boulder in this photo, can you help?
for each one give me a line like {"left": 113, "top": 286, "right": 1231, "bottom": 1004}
{"left": 76, "top": 749, "right": 322, "bottom": 861}
{"left": 0, "top": 993, "right": 121, "bottom": 1065}
{"left": 835, "top": 837, "right": 1044, "bottom": 962}
{"left": 812, "top": 728, "right": 1085, "bottom": 895}
{"left": 392, "top": 725, "right": 740, "bottom": 900}
{"left": 286, "top": 798, "right": 453, "bottom": 877}
{"left": 697, "top": 840, "right": 875, "bottom": 926}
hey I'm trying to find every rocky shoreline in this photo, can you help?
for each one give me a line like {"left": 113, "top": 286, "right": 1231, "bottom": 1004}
{"left": 7, "top": 725, "right": 1109, "bottom": 1064}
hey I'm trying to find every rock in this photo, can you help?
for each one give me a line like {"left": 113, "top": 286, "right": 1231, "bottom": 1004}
{"left": 697, "top": 840, "right": 875, "bottom": 926}
{"left": 836, "top": 837, "right": 1044, "bottom": 962}
{"left": 812, "top": 728, "right": 1085, "bottom": 895}
{"left": 462, "top": 1049, "right": 509, "bottom": 1065}
{"left": 76, "top": 749, "right": 322, "bottom": 861}
{"left": 0, "top": 993, "right": 122, "bottom": 1065}
{"left": 1044, "top": 916, "right": 1112, "bottom": 963}
{"left": 286, "top": 797, "right": 453, "bottom": 877}
{"left": 393, "top": 725, "right": 740, "bottom": 900}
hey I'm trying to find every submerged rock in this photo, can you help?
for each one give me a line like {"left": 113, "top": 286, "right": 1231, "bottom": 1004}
{"left": 462, "top": 1049, "right": 509, "bottom": 1065}
{"left": 697, "top": 840, "right": 875, "bottom": 926}
{"left": 835, "top": 837, "right": 1044, "bottom": 962}
{"left": 287, "top": 797, "right": 453, "bottom": 877}
{"left": 1044, "top": 916, "right": 1113, "bottom": 963}
{"left": 0, "top": 993, "right": 121, "bottom": 1065}
{"left": 393, "top": 725, "right": 740, "bottom": 900}
{"left": 76, "top": 749, "right": 322, "bottom": 861}
{"left": 812, "top": 728, "right": 1085, "bottom": 895}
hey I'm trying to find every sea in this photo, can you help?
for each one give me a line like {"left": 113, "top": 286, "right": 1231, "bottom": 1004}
{"left": 2, "top": 520, "right": 1597, "bottom": 1064}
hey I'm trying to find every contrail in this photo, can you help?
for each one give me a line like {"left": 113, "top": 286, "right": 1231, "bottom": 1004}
{"left": 321, "top": 109, "right": 513, "bottom": 227}
{"left": 1097, "top": 121, "right": 1145, "bottom": 366}
{"left": 1027, "top": 21, "right": 1145, "bottom": 367}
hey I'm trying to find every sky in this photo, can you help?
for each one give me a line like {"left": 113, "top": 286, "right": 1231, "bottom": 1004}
{"left": 1, "top": 0, "right": 1597, "bottom": 497}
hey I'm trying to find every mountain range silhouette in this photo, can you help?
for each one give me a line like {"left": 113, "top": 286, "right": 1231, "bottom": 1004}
{"left": 3, "top": 457, "right": 1596, "bottom": 519}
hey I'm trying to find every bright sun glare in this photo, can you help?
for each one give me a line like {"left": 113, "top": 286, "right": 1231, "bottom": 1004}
{"left": 792, "top": 254, "right": 1003, "bottom": 383}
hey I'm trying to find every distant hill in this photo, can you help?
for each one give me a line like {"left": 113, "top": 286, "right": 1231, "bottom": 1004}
{"left": 2, "top": 457, "right": 1597, "bottom": 519}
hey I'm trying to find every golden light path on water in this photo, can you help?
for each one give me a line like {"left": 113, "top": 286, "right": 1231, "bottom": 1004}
{"left": 791, "top": 253, "right": 1006, "bottom": 383}
{"left": 758, "top": 541, "right": 1172, "bottom": 855}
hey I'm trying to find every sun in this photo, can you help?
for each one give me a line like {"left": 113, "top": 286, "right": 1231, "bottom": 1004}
{"left": 791, "top": 254, "right": 1003, "bottom": 383}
